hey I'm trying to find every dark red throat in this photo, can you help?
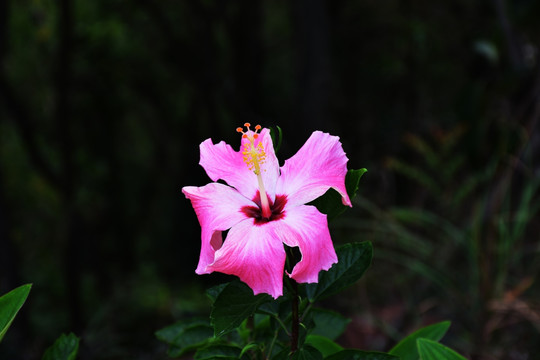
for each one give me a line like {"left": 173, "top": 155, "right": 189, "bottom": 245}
{"left": 241, "top": 192, "right": 287, "bottom": 225}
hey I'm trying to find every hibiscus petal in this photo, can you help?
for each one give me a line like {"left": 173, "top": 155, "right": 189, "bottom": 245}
{"left": 199, "top": 128, "right": 279, "bottom": 200}
{"left": 277, "top": 131, "right": 351, "bottom": 207}
{"left": 182, "top": 183, "right": 253, "bottom": 274}
{"left": 276, "top": 205, "right": 337, "bottom": 283}
{"left": 207, "top": 219, "right": 287, "bottom": 299}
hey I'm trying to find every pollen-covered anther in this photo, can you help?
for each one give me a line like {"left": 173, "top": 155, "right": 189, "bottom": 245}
{"left": 242, "top": 142, "right": 266, "bottom": 175}
{"left": 236, "top": 124, "right": 266, "bottom": 176}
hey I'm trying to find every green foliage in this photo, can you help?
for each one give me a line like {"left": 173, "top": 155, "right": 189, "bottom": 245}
{"left": 290, "top": 345, "right": 324, "bottom": 360}
{"left": 154, "top": 243, "right": 469, "bottom": 360}
{"left": 304, "top": 335, "right": 343, "bottom": 357}
{"left": 389, "top": 321, "right": 451, "bottom": 360}
{"left": 0, "top": 284, "right": 32, "bottom": 342}
{"left": 310, "top": 308, "right": 350, "bottom": 340}
{"left": 311, "top": 169, "right": 367, "bottom": 221}
{"left": 306, "top": 242, "right": 372, "bottom": 301}
{"left": 325, "top": 350, "right": 399, "bottom": 360}
{"left": 273, "top": 344, "right": 323, "bottom": 360}
{"left": 349, "top": 124, "right": 540, "bottom": 358}
{"left": 194, "top": 344, "right": 244, "bottom": 360}
{"left": 156, "top": 242, "right": 380, "bottom": 359}
{"left": 41, "top": 333, "right": 80, "bottom": 360}
{"left": 211, "top": 281, "right": 271, "bottom": 337}
{"left": 206, "top": 283, "right": 229, "bottom": 302}
{"left": 155, "top": 320, "right": 215, "bottom": 357}
{"left": 385, "top": 128, "right": 481, "bottom": 206}
{"left": 416, "top": 338, "right": 467, "bottom": 360}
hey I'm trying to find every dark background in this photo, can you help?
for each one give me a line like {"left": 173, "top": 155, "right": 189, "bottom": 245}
{"left": 1, "top": 1, "right": 539, "bottom": 359}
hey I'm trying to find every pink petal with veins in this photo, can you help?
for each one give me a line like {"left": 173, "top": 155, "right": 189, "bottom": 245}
{"left": 276, "top": 205, "right": 338, "bottom": 283}
{"left": 182, "top": 183, "right": 253, "bottom": 274}
{"left": 208, "top": 219, "right": 287, "bottom": 298}
{"left": 277, "top": 131, "right": 351, "bottom": 207}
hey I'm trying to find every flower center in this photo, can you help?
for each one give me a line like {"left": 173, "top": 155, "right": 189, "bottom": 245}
{"left": 241, "top": 193, "right": 287, "bottom": 225}
{"left": 237, "top": 123, "right": 272, "bottom": 219}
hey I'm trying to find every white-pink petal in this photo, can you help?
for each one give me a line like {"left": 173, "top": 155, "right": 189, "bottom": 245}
{"left": 277, "top": 131, "right": 351, "bottom": 207}
{"left": 182, "top": 183, "right": 253, "bottom": 274}
{"left": 276, "top": 205, "right": 337, "bottom": 283}
{"left": 207, "top": 219, "right": 287, "bottom": 299}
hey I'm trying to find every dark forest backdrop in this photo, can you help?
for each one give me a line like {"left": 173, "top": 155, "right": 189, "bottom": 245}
{"left": 1, "top": 1, "right": 540, "bottom": 359}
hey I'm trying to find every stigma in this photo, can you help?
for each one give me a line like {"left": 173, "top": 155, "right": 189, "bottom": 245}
{"left": 236, "top": 124, "right": 272, "bottom": 219}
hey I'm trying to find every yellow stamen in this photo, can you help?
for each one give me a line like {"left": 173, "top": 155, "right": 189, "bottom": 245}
{"left": 238, "top": 124, "right": 272, "bottom": 219}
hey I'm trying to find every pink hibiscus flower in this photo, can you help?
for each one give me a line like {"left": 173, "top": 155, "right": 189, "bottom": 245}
{"left": 182, "top": 124, "right": 351, "bottom": 299}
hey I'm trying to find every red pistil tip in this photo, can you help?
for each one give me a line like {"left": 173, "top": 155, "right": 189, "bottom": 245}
{"left": 236, "top": 123, "right": 263, "bottom": 137}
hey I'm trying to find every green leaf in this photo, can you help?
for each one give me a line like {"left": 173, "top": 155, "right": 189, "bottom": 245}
{"left": 326, "top": 349, "right": 399, "bottom": 360}
{"left": 211, "top": 281, "right": 271, "bottom": 337}
{"left": 310, "top": 168, "right": 367, "bottom": 221}
{"left": 0, "top": 283, "right": 32, "bottom": 342}
{"left": 272, "top": 345, "right": 323, "bottom": 360}
{"left": 240, "top": 343, "right": 260, "bottom": 358}
{"left": 389, "top": 321, "right": 451, "bottom": 360}
{"left": 256, "top": 299, "right": 280, "bottom": 316}
{"left": 293, "top": 344, "right": 324, "bottom": 360}
{"left": 41, "top": 333, "right": 79, "bottom": 360}
{"left": 310, "top": 308, "right": 350, "bottom": 340}
{"left": 194, "top": 344, "right": 243, "bottom": 359}
{"left": 306, "top": 242, "right": 372, "bottom": 301}
{"left": 305, "top": 335, "right": 343, "bottom": 357}
{"left": 270, "top": 125, "right": 283, "bottom": 153}
{"left": 206, "top": 283, "right": 229, "bottom": 302}
{"left": 156, "top": 321, "right": 215, "bottom": 357}
{"left": 155, "top": 318, "right": 209, "bottom": 343}
{"left": 271, "top": 348, "right": 289, "bottom": 360}
{"left": 417, "top": 338, "right": 467, "bottom": 360}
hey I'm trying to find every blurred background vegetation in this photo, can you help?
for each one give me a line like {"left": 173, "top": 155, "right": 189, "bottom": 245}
{"left": 1, "top": 0, "right": 539, "bottom": 359}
